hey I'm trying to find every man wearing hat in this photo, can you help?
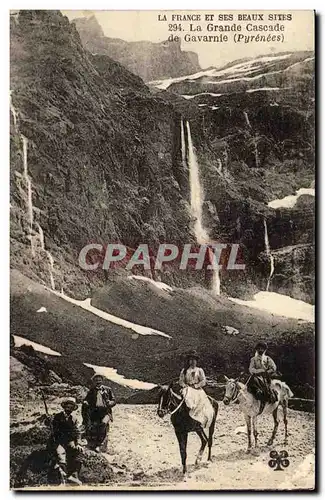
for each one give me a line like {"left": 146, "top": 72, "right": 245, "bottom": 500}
{"left": 82, "top": 374, "right": 116, "bottom": 452}
{"left": 179, "top": 350, "right": 214, "bottom": 428}
{"left": 51, "top": 397, "right": 83, "bottom": 485}
{"left": 247, "top": 341, "right": 277, "bottom": 406}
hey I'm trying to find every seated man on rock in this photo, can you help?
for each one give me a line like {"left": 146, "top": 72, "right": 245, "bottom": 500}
{"left": 50, "top": 397, "right": 83, "bottom": 485}
{"left": 82, "top": 374, "right": 116, "bottom": 452}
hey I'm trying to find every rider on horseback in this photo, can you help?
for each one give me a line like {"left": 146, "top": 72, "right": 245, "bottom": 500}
{"left": 247, "top": 342, "right": 278, "bottom": 405}
{"left": 179, "top": 350, "right": 214, "bottom": 428}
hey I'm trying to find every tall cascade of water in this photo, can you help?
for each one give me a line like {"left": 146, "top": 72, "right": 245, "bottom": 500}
{"left": 37, "top": 223, "right": 55, "bottom": 290}
{"left": 10, "top": 91, "right": 18, "bottom": 132}
{"left": 21, "top": 135, "right": 34, "bottom": 256}
{"left": 180, "top": 119, "right": 187, "bottom": 169}
{"left": 243, "top": 112, "right": 259, "bottom": 167}
{"left": 243, "top": 111, "right": 251, "bottom": 128}
{"left": 254, "top": 141, "right": 259, "bottom": 168}
{"left": 182, "top": 120, "right": 220, "bottom": 295}
{"left": 263, "top": 219, "right": 275, "bottom": 291}
{"left": 19, "top": 135, "right": 56, "bottom": 289}
{"left": 185, "top": 121, "right": 210, "bottom": 245}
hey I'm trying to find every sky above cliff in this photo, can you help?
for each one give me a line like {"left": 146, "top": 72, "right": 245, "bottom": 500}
{"left": 62, "top": 10, "right": 314, "bottom": 69}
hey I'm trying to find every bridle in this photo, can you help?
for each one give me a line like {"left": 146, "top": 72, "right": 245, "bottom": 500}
{"left": 170, "top": 397, "right": 185, "bottom": 415}
{"left": 224, "top": 381, "right": 240, "bottom": 404}
{"left": 158, "top": 387, "right": 184, "bottom": 417}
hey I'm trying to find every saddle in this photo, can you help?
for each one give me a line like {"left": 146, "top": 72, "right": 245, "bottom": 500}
{"left": 257, "top": 389, "right": 278, "bottom": 415}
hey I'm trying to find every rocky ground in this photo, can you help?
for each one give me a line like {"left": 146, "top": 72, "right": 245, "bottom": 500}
{"left": 11, "top": 400, "right": 315, "bottom": 490}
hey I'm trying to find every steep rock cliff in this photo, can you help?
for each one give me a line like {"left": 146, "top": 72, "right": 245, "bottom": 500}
{"left": 10, "top": 10, "right": 193, "bottom": 296}
{"left": 72, "top": 15, "right": 201, "bottom": 81}
{"left": 150, "top": 52, "right": 314, "bottom": 301}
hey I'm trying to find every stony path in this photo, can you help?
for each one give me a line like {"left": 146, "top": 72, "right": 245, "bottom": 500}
{"left": 103, "top": 404, "right": 315, "bottom": 490}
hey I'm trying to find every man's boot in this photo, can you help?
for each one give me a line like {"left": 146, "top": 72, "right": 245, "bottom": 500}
{"left": 54, "top": 463, "right": 67, "bottom": 485}
{"left": 67, "top": 472, "right": 82, "bottom": 486}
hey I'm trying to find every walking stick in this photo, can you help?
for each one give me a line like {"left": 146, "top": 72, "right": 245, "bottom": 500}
{"left": 39, "top": 388, "right": 66, "bottom": 485}
{"left": 40, "top": 388, "right": 49, "bottom": 418}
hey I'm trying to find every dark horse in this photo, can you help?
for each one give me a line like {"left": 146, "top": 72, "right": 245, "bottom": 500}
{"left": 157, "top": 383, "right": 218, "bottom": 475}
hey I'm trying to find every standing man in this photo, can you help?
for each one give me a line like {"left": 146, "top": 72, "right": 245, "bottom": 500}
{"left": 51, "top": 397, "right": 83, "bottom": 485}
{"left": 82, "top": 374, "right": 116, "bottom": 452}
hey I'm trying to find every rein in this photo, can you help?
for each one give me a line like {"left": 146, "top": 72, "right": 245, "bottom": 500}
{"left": 160, "top": 388, "right": 185, "bottom": 416}
{"left": 229, "top": 383, "right": 241, "bottom": 403}
{"left": 170, "top": 397, "right": 185, "bottom": 415}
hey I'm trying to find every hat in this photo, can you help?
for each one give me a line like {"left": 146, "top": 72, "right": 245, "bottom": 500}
{"left": 255, "top": 341, "right": 267, "bottom": 351}
{"left": 186, "top": 350, "right": 199, "bottom": 360}
{"left": 91, "top": 373, "right": 104, "bottom": 381}
{"left": 61, "top": 397, "right": 78, "bottom": 410}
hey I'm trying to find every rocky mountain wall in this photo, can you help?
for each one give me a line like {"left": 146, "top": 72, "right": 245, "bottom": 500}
{"left": 72, "top": 15, "right": 201, "bottom": 81}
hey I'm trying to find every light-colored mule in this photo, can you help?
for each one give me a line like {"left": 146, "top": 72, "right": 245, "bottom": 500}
{"left": 223, "top": 376, "right": 293, "bottom": 453}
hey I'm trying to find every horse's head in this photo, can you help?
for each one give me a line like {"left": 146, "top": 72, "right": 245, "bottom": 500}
{"left": 157, "top": 383, "right": 172, "bottom": 418}
{"left": 223, "top": 375, "right": 240, "bottom": 405}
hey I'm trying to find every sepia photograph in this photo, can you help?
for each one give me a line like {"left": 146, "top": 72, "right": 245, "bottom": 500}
{"left": 9, "top": 9, "right": 315, "bottom": 491}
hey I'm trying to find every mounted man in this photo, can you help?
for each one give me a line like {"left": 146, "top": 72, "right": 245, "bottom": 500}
{"left": 82, "top": 374, "right": 116, "bottom": 452}
{"left": 247, "top": 341, "right": 278, "bottom": 411}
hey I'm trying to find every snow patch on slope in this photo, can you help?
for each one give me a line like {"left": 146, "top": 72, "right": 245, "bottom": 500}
{"left": 229, "top": 291, "right": 314, "bottom": 322}
{"left": 268, "top": 188, "right": 315, "bottom": 209}
{"left": 51, "top": 289, "right": 172, "bottom": 339}
{"left": 13, "top": 335, "right": 62, "bottom": 356}
{"left": 84, "top": 363, "right": 156, "bottom": 390}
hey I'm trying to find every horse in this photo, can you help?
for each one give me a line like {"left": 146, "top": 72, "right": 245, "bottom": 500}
{"left": 223, "top": 376, "right": 293, "bottom": 453}
{"left": 157, "top": 383, "right": 218, "bottom": 476}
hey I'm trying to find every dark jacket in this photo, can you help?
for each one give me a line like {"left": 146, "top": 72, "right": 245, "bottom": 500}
{"left": 52, "top": 411, "right": 81, "bottom": 445}
{"left": 83, "top": 385, "right": 116, "bottom": 420}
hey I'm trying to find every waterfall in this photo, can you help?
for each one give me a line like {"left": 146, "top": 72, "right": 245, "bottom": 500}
{"left": 37, "top": 223, "right": 56, "bottom": 290}
{"left": 183, "top": 120, "right": 220, "bottom": 295}
{"left": 21, "top": 135, "right": 34, "bottom": 255}
{"left": 243, "top": 111, "right": 251, "bottom": 128}
{"left": 263, "top": 219, "right": 275, "bottom": 291}
{"left": 19, "top": 136, "right": 56, "bottom": 289}
{"left": 254, "top": 140, "right": 259, "bottom": 168}
{"left": 244, "top": 111, "right": 259, "bottom": 167}
{"left": 10, "top": 91, "right": 18, "bottom": 132}
{"left": 37, "top": 223, "right": 45, "bottom": 250}
{"left": 185, "top": 121, "right": 210, "bottom": 245}
{"left": 46, "top": 251, "right": 55, "bottom": 290}
{"left": 211, "top": 263, "right": 221, "bottom": 296}
{"left": 180, "top": 119, "right": 187, "bottom": 169}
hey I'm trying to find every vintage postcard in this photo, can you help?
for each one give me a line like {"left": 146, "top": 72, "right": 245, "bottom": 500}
{"left": 10, "top": 9, "right": 315, "bottom": 490}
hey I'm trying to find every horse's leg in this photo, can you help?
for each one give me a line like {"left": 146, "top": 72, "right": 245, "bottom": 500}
{"left": 207, "top": 415, "right": 217, "bottom": 462}
{"left": 195, "top": 429, "right": 208, "bottom": 466}
{"left": 252, "top": 416, "right": 258, "bottom": 448}
{"left": 267, "top": 406, "right": 279, "bottom": 446}
{"left": 282, "top": 400, "right": 288, "bottom": 446}
{"left": 245, "top": 415, "right": 252, "bottom": 453}
{"left": 176, "top": 431, "right": 188, "bottom": 475}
